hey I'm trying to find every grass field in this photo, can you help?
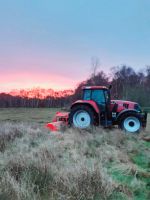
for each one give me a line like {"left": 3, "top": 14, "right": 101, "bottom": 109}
{"left": 143, "top": 107, "right": 150, "bottom": 113}
{"left": 0, "top": 108, "right": 59, "bottom": 124}
{"left": 0, "top": 108, "right": 150, "bottom": 200}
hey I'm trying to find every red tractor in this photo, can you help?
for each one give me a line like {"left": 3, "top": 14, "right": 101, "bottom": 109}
{"left": 47, "top": 86, "right": 147, "bottom": 133}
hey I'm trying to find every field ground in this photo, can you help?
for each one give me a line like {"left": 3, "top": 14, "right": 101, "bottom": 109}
{"left": 143, "top": 107, "right": 150, "bottom": 113}
{"left": 0, "top": 108, "right": 150, "bottom": 200}
{"left": 0, "top": 108, "right": 59, "bottom": 124}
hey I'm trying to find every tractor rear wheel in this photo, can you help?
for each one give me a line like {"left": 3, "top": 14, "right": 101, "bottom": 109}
{"left": 119, "top": 113, "right": 142, "bottom": 133}
{"left": 69, "top": 105, "right": 94, "bottom": 129}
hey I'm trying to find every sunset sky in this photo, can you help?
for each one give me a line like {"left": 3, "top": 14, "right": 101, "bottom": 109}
{"left": 0, "top": 0, "right": 150, "bottom": 92}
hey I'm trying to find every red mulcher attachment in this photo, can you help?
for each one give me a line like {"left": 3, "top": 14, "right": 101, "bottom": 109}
{"left": 46, "top": 112, "right": 69, "bottom": 132}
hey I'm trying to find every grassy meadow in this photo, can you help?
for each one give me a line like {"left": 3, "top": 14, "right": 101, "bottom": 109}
{"left": 0, "top": 108, "right": 58, "bottom": 124}
{"left": 0, "top": 108, "right": 150, "bottom": 200}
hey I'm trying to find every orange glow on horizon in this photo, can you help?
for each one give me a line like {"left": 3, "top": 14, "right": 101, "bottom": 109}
{"left": 0, "top": 71, "right": 81, "bottom": 93}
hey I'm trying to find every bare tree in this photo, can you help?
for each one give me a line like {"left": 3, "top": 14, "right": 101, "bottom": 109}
{"left": 91, "top": 56, "right": 100, "bottom": 78}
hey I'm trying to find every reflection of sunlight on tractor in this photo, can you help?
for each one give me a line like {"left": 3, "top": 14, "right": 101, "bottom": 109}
{"left": 47, "top": 85, "right": 147, "bottom": 133}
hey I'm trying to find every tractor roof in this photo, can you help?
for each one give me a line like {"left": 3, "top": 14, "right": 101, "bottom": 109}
{"left": 82, "top": 86, "right": 108, "bottom": 90}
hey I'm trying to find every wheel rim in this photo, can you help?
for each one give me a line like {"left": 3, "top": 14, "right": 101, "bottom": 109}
{"left": 73, "top": 110, "right": 91, "bottom": 128}
{"left": 123, "top": 117, "right": 141, "bottom": 133}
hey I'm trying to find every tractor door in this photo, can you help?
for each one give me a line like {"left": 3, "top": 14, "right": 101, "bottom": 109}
{"left": 91, "top": 89, "right": 106, "bottom": 112}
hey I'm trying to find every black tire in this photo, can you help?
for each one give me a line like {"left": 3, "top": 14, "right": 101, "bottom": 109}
{"left": 119, "top": 112, "right": 142, "bottom": 133}
{"left": 69, "top": 105, "right": 94, "bottom": 129}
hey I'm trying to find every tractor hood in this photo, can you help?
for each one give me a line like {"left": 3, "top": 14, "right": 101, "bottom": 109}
{"left": 111, "top": 100, "right": 140, "bottom": 112}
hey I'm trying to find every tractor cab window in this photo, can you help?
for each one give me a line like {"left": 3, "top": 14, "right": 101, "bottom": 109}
{"left": 91, "top": 90, "right": 105, "bottom": 105}
{"left": 83, "top": 89, "right": 109, "bottom": 106}
{"left": 83, "top": 89, "right": 91, "bottom": 100}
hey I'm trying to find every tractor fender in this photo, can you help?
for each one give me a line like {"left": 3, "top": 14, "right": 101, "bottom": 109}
{"left": 116, "top": 109, "right": 139, "bottom": 121}
{"left": 70, "top": 100, "right": 99, "bottom": 114}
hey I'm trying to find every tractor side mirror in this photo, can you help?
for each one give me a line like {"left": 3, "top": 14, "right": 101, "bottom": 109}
{"left": 109, "top": 85, "right": 112, "bottom": 90}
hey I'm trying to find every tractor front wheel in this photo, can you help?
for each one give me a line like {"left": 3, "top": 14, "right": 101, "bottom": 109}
{"left": 119, "top": 113, "right": 141, "bottom": 133}
{"left": 69, "top": 105, "right": 94, "bottom": 129}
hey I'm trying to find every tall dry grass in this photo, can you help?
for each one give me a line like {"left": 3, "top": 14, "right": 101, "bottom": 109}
{"left": 0, "top": 122, "right": 149, "bottom": 200}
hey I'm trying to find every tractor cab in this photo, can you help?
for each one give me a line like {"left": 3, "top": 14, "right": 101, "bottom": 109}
{"left": 82, "top": 86, "right": 110, "bottom": 112}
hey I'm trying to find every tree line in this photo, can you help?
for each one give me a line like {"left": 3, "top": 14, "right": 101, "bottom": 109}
{"left": 0, "top": 93, "right": 73, "bottom": 108}
{"left": 0, "top": 65, "right": 150, "bottom": 108}
{"left": 73, "top": 65, "right": 150, "bottom": 107}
